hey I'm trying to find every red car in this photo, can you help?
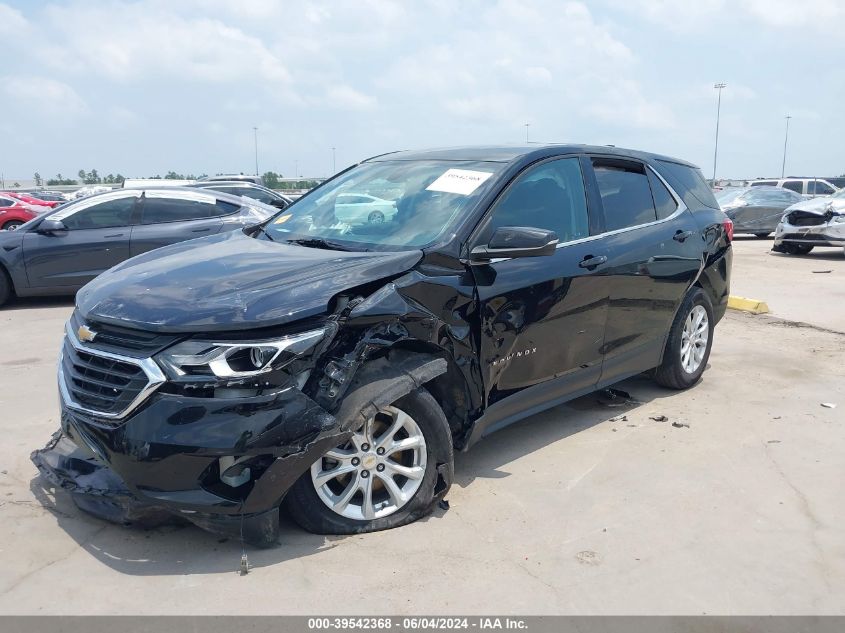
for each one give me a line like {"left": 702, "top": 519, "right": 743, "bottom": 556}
{"left": 1, "top": 191, "right": 62, "bottom": 209}
{"left": 0, "top": 194, "right": 37, "bottom": 230}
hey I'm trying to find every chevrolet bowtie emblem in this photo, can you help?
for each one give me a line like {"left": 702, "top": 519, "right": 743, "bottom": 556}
{"left": 77, "top": 324, "right": 97, "bottom": 343}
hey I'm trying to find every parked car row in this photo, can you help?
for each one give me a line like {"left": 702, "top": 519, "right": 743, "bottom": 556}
{"left": 0, "top": 187, "right": 276, "bottom": 306}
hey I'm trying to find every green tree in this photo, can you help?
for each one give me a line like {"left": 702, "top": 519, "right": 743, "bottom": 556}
{"left": 262, "top": 171, "right": 281, "bottom": 188}
{"left": 12, "top": 182, "right": 20, "bottom": 188}
{"left": 47, "top": 173, "right": 78, "bottom": 186}
{"left": 34, "top": 172, "right": 42, "bottom": 187}
{"left": 78, "top": 169, "right": 86, "bottom": 182}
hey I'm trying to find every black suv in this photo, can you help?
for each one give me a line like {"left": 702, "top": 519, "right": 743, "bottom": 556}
{"left": 33, "top": 145, "right": 732, "bottom": 546}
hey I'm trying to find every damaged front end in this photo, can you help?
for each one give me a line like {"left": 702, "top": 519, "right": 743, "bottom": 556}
{"left": 32, "top": 279, "right": 461, "bottom": 546}
{"left": 773, "top": 206, "right": 845, "bottom": 250}
{"left": 32, "top": 311, "right": 354, "bottom": 547}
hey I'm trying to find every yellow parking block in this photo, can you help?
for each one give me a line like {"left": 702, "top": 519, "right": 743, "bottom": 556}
{"left": 728, "top": 295, "right": 770, "bottom": 314}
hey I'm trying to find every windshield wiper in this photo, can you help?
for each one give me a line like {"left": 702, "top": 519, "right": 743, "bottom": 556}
{"left": 285, "top": 237, "right": 356, "bottom": 251}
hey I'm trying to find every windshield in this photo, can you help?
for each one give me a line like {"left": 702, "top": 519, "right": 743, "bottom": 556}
{"left": 715, "top": 188, "right": 747, "bottom": 206}
{"left": 262, "top": 159, "right": 504, "bottom": 250}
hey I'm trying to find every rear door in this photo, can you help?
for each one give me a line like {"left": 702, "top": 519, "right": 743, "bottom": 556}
{"left": 21, "top": 192, "right": 139, "bottom": 288}
{"left": 129, "top": 191, "right": 233, "bottom": 256}
{"left": 471, "top": 155, "right": 610, "bottom": 433}
{"left": 586, "top": 156, "right": 702, "bottom": 385}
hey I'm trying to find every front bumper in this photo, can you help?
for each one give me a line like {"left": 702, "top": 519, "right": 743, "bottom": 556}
{"left": 774, "top": 219, "right": 845, "bottom": 248}
{"left": 32, "top": 386, "right": 349, "bottom": 546}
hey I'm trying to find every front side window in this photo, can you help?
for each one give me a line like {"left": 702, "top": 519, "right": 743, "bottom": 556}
{"left": 263, "top": 159, "right": 505, "bottom": 250}
{"left": 483, "top": 157, "right": 589, "bottom": 243}
{"left": 141, "top": 193, "right": 236, "bottom": 224}
{"left": 782, "top": 181, "right": 804, "bottom": 194}
{"left": 59, "top": 196, "right": 136, "bottom": 230}
{"left": 593, "top": 159, "right": 656, "bottom": 231}
{"left": 809, "top": 181, "right": 834, "bottom": 195}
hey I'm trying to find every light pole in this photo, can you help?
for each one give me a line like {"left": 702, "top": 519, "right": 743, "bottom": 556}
{"left": 781, "top": 115, "right": 792, "bottom": 178}
{"left": 294, "top": 160, "right": 299, "bottom": 178}
{"left": 712, "top": 83, "right": 726, "bottom": 185}
{"left": 524, "top": 122, "right": 530, "bottom": 143}
{"left": 331, "top": 147, "right": 336, "bottom": 174}
{"left": 253, "top": 127, "right": 259, "bottom": 176}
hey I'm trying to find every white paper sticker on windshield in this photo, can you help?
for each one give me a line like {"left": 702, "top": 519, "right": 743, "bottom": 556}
{"left": 425, "top": 169, "right": 493, "bottom": 195}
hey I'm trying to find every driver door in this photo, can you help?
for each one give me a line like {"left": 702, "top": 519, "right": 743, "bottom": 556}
{"left": 21, "top": 192, "right": 139, "bottom": 289}
{"left": 470, "top": 156, "right": 611, "bottom": 437}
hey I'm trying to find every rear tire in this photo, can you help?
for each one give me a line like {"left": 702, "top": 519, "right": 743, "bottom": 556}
{"left": 368, "top": 210, "right": 385, "bottom": 224}
{"left": 285, "top": 386, "right": 453, "bottom": 535}
{"left": 2, "top": 221, "right": 23, "bottom": 231}
{"left": 654, "top": 287, "right": 714, "bottom": 390}
{"left": 0, "top": 268, "right": 11, "bottom": 307}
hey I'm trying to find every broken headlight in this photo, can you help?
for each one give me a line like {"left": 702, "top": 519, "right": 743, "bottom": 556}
{"left": 155, "top": 328, "right": 325, "bottom": 397}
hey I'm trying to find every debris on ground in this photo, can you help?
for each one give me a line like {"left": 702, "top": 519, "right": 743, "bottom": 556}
{"left": 597, "top": 388, "right": 640, "bottom": 407}
{"left": 649, "top": 415, "right": 668, "bottom": 422}
{"left": 812, "top": 270, "right": 832, "bottom": 274}
{"left": 767, "top": 440, "right": 781, "bottom": 444}
{"left": 438, "top": 499, "right": 450, "bottom": 511}
{"left": 609, "top": 415, "right": 628, "bottom": 422}
{"left": 671, "top": 421, "right": 690, "bottom": 428}
{"left": 820, "top": 402, "right": 837, "bottom": 409}
{"left": 239, "top": 553, "right": 250, "bottom": 576}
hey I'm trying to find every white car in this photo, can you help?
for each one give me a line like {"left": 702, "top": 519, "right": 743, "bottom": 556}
{"left": 334, "top": 193, "right": 397, "bottom": 225}
{"left": 773, "top": 187, "right": 845, "bottom": 255}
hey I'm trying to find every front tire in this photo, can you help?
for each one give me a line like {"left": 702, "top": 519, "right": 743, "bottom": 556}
{"left": 780, "top": 243, "right": 814, "bottom": 255}
{"left": 654, "top": 287, "right": 714, "bottom": 390}
{"left": 0, "top": 268, "right": 11, "bottom": 307}
{"left": 286, "top": 387, "right": 453, "bottom": 535}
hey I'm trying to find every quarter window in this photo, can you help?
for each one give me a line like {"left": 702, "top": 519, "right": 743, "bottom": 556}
{"left": 141, "top": 196, "right": 237, "bottom": 224}
{"left": 647, "top": 169, "right": 679, "bottom": 220}
{"left": 593, "top": 159, "right": 657, "bottom": 231}
{"left": 483, "top": 157, "right": 589, "bottom": 243}
{"left": 61, "top": 197, "right": 136, "bottom": 230}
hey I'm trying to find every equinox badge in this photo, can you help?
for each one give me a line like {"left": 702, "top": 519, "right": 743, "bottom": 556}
{"left": 77, "top": 325, "right": 97, "bottom": 343}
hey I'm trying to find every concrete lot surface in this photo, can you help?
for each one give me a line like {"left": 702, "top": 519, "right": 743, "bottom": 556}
{"left": 730, "top": 235, "right": 844, "bottom": 332}
{"left": 0, "top": 239, "right": 842, "bottom": 615}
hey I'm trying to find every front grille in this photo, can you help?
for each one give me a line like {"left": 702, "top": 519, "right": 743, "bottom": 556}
{"left": 70, "top": 311, "right": 179, "bottom": 357}
{"left": 61, "top": 339, "right": 150, "bottom": 417}
{"left": 787, "top": 215, "right": 826, "bottom": 227}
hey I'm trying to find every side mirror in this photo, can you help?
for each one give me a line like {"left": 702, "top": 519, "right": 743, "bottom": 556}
{"left": 37, "top": 218, "right": 68, "bottom": 235}
{"left": 471, "top": 226, "right": 559, "bottom": 262}
{"left": 270, "top": 200, "right": 288, "bottom": 209}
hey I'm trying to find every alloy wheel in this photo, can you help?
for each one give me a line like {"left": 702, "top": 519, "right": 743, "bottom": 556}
{"left": 680, "top": 305, "right": 709, "bottom": 374}
{"left": 310, "top": 406, "right": 427, "bottom": 521}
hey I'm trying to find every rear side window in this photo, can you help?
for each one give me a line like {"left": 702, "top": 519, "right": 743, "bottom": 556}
{"left": 141, "top": 195, "right": 238, "bottom": 224}
{"left": 0, "top": 198, "right": 13, "bottom": 208}
{"left": 593, "top": 159, "right": 656, "bottom": 231}
{"left": 647, "top": 169, "right": 679, "bottom": 220}
{"left": 657, "top": 160, "right": 720, "bottom": 209}
{"left": 782, "top": 181, "right": 804, "bottom": 194}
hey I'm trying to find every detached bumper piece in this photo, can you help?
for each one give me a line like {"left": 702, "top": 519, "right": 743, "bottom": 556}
{"left": 32, "top": 386, "right": 349, "bottom": 547}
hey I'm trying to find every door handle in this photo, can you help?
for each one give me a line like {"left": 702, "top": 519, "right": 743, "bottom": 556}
{"left": 191, "top": 227, "right": 211, "bottom": 233}
{"left": 579, "top": 255, "right": 607, "bottom": 270}
{"left": 104, "top": 233, "right": 124, "bottom": 238}
{"left": 673, "top": 230, "right": 694, "bottom": 242}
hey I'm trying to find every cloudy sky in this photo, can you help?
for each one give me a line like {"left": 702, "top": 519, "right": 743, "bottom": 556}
{"left": 1, "top": 0, "right": 843, "bottom": 181}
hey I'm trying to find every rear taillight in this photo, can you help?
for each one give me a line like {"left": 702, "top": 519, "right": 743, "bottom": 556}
{"left": 723, "top": 218, "right": 733, "bottom": 243}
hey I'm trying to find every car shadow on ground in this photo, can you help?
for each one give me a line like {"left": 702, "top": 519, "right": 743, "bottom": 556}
{"left": 769, "top": 250, "right": 845, "bottom": 261}
{"left": 4, "top": 295, "right": 75, "bottom": 311}
{"left": 27, "top": 372, "right": 685, "bottom": 576}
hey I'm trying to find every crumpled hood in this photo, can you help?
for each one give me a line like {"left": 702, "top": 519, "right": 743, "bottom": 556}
{"left": 785, "top": 196, "right": 845, "bottom": 216}
{"left": 76, "top": 230, "right": 422, "bottom": 332}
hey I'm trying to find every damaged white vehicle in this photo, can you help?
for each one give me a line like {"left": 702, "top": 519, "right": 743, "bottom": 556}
{"left": 773, "top": 187, "right": 845, "bottom": 255}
